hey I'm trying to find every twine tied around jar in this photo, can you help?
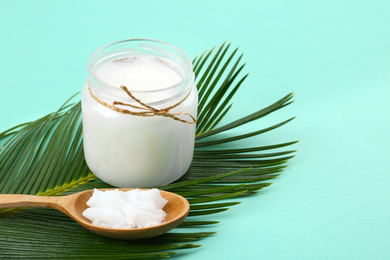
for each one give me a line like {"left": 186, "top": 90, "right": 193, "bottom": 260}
{"left": 88, "top": 86, "right": 197, "bottom": 124}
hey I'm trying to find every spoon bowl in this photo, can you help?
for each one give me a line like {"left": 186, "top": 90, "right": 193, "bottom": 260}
{"left": 0, "top": 189, "right": 190, "bottom": 240}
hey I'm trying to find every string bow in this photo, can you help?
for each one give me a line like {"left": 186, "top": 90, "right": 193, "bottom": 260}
{"left": 88, "top": 85, "right": 197, "bottom": 124}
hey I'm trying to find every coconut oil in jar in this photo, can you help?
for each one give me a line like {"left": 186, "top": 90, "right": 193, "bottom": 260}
{"left": 81, "top": 39, "right": 197, "bottom": 187}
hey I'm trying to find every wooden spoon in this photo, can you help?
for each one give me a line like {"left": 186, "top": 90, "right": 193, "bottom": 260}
{"left": 0, "top": 188, "right": 190, "bottom": 240}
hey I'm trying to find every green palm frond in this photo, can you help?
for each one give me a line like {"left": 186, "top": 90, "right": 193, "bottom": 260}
{"left": 0, "top": 43, "right": 296, "bottom": 259}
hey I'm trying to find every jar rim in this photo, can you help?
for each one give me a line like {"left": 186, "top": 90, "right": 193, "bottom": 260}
{"left": 87, "top": 38, "right": 193, "bottom": 94}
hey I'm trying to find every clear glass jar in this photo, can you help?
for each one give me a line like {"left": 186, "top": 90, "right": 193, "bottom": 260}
{"left": 82, "top": 39, "right": 197, "bottom": 187}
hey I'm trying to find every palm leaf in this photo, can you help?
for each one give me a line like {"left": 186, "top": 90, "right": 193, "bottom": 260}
{"left": 0, "top": 43, "right": 296, "bottom": 258}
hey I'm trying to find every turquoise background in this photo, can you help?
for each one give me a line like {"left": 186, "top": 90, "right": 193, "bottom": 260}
{"left": 1, "top": 0, "right": 390, "bottom": 259}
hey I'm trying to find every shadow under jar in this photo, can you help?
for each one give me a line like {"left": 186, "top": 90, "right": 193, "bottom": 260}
{"left": 82, "top": 39, "right": 197, "bottom": 187}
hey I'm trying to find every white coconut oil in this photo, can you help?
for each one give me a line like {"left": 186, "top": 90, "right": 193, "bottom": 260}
{"left": 83, "top": 189, "right": 168, "bottom": 229}
{"left": 81, "top": 39, "right": 197, "bottom": 187}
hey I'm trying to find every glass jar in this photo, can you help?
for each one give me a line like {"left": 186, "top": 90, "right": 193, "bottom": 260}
{"left": 82, "top": 39, "right": 197, "bottom": 187}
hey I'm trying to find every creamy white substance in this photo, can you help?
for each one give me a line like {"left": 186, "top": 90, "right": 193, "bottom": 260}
{"left": 83, "top": 189, "right": 168, "bottom": 229}
{"left": 82, "top": 54, "right": 197, "bottom": 187}
{"left": 96, "top": 55, "right": 182, "bottom": 91}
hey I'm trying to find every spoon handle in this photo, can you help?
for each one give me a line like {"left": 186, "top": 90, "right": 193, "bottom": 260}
{"left": 0, "top": 194, "right": 63, "bottom": 210}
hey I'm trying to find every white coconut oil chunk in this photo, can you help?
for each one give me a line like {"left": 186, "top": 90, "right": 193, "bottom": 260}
{"left": 96, "top": 55, "right": 182, "bottom": 91}
{"left": 82, "top": 189, "right": 168, "bottom": 229}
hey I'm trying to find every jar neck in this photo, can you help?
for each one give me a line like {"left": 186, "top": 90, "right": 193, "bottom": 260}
{"left": 86, "top": 39, "right": 194, "bottom": 106}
